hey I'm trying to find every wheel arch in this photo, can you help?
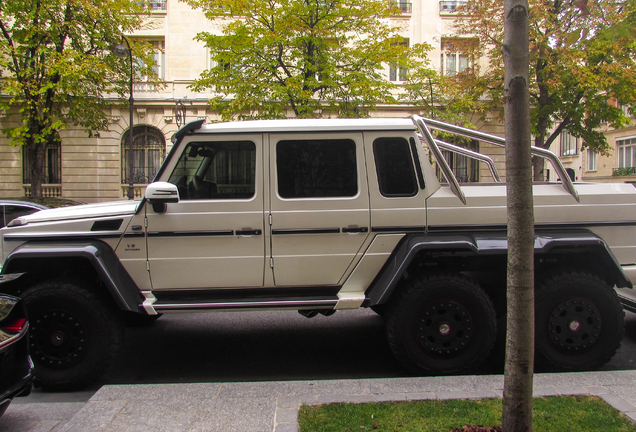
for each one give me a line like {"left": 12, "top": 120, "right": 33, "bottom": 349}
{"left": 364, "top": 229, "right": 632, "bottom": 307}
{"left": 1, "top": 240, "right": 143, "bottom": 312}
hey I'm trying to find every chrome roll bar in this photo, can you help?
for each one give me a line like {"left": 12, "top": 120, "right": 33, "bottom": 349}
{"left": 411, "top": 115, "right": 580, "bottom": 204}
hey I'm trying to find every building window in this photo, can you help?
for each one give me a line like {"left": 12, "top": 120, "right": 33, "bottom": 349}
{"left": 121, "top": 125, "right": 166, "bottom": 185}
{"left": 22, "top": 142, "right": 61, "bottom": 184}
{"left": 617, "top": 137, "right": 636, "bottom": 169}
{"left": 618, "top": 103, "right": 633, "bottom": 118}
{"left": 150, "top": 0, "right": 167, "bottom": 10}
{"left": 149, "top": 40, "right": 165, "bottom": 79}
{"left": 439, "top": 0, "right": 467, "bottom": 13}
{"left": 440, "top": 39, "right": 473, "bottom": 76}
{"left": 560, "top": 131, "right": 579, "bottom": 156}
{"left": 390, "top": 1, "right": 412, "bottom": 13}
{"left": 588, "top": 148, "right": 598, "bottom": 172}
{"left": 390, "top": 38, "right": 409, "bottom": 82}
{"left": 438, "top": 140, "right": 480, "bottom": 183}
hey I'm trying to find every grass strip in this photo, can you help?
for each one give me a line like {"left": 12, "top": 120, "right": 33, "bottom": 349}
{"left": 299, "top": 396, "right": 636, "bottom": 432}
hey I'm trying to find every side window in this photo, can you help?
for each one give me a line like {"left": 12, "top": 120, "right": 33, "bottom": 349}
{"left": 277, "top": 139, "right": 357, "bottom": 199}
{"left": 373, "top": 137, "right": 418, "bottom": 197}
{"left": 168, "top": 141, "right": 256, "bottom": 200}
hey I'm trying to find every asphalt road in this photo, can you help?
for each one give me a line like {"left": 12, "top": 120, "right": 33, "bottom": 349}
{"left": 17, "top": 308, "right": 636, "bottom": 404}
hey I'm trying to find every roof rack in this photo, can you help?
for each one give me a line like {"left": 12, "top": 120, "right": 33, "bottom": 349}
{"left": 411, "top": 115, "right": 580, "bottom": 204}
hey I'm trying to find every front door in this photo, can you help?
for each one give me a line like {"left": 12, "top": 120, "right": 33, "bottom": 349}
{"left": 269, "top": 132, "right": 371, "bottom": 287}
{"left": 146, "top": 135, "right": 265, "bottom": 290}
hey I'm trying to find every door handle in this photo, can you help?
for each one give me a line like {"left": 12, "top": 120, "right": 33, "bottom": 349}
{"left": 236, "top": 229, "right": 262, "bottom": 236}
{"left": 342, "top": 227, "right": 369, "bottom": 233}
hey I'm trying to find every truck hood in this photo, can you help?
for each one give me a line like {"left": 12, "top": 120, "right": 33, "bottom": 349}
{"left": 15, "top": 200, "right": 140, "bottom": 225}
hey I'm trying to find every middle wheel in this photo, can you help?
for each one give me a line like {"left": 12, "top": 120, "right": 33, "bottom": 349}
{"left": 385, "top": 272, "right": 497, "bottom": 374}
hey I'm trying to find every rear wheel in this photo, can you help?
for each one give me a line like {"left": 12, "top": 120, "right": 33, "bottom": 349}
{"left": 22, "top": 279, "right": 124, "bottom": 391}
{"left": 535, "top": 271, "right": 623, "bottom": 371}
{"left": 385, "top": 272, "right": 497, "bottom": 374}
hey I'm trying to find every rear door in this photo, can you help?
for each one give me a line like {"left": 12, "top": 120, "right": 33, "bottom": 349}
{"left": 269, "top": 132, "right": 371, "bottom": 287}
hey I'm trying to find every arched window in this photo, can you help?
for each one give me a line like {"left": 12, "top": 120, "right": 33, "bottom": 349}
{"left": 121, "top": 125, "right": 166, "bottom": 185}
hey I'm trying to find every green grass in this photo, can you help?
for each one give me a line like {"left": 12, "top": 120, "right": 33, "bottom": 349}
{"left": 299, "top": 396, "right": 636, "bottom": 432}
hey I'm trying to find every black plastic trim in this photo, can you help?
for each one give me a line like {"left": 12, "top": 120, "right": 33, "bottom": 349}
{"left": 409, "top": 137, "right": 426, "bottom": 189}
{"left": 272, "top": 228, "right": 341, "bottom": 235}
{"left": 372, "top": 226, "right": 426, "bottom": 233}
{"left": 91, "top": 219, "right": 123, "bottom": 232}
{"left": 153, "top": 286, "right": 340, "bottom": 304}
{"left": 123, "top": 232, "right": 146, "bottom": 238}
{"left": 616, "top": 288, "right": 636, "bottom": 313}
{"left": 147, "top": 230, "right": 234, "bottom": 237}
{"left": 364, "top": 229, "right": 632, "bottom": 307}
{"left": 427, "top": 221, "right": 636, "bottom": 232}
{"left": 1, "top": 240, "right": 142, "bottom": 312}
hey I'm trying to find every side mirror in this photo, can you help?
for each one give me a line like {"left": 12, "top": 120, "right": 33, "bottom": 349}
{"left": 145, "top": 182, "right": 179, "bottom": 213}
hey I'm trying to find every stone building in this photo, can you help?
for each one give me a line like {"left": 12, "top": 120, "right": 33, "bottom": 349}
{"left": 0, "top": 0, "right": 509, "bottom": 203}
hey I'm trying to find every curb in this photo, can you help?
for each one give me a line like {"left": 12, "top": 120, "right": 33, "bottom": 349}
{"left": 2, "top": 371, "right": 636, "bottom": 432}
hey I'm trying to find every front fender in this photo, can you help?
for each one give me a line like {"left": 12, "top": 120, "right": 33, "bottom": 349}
{"left": 1, "top": 240, "right": 142, "bottom": 312}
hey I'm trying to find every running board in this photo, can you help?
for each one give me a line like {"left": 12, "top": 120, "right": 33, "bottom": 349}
{"left": 615, "top": 287, "right": 636, "bottom": 313}
{"left": 153, "top": 298, "right": 338, "bottom": 313}
{"left": 141, "top": 289, "right": 340, "bottom": 314}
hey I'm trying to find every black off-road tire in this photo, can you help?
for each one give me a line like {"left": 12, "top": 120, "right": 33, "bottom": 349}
{"left": 535, "top": 271, "right": 624, "bottom": 371}
{"left": 22, "top": 279, "right": 125, "bottom": 391}
{"left": 385, "top": 272, "right": 497, "bottom": 375}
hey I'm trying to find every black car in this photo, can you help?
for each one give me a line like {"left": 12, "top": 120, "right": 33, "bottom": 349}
{"left": 0, "top": 200, "right": 47, "bottom": 229}
{"left": 0, "top": 292, "right": 33, "bottom": 417}
{"left": 0, "top": 197, "right": 85, "bottom": 228}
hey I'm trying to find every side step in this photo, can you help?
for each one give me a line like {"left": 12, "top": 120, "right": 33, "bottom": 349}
{"left": 143, "top": 288, "right": 340, "bottom": 314}
{"left": 615, "top": 288, "right": 636, "bottom": 313}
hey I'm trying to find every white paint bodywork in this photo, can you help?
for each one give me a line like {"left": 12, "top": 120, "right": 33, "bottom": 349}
{"left": 2, "top": 118, "right": 635, "bottom": 310}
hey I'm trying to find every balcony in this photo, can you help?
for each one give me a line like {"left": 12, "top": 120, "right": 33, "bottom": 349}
{"left": 150, "top": 0, "right": 167, "bottom": 11}
{"left": 613, "top": 167, "right": 636, "bottom": 176}
{"left": 23, "top": 184, "right": 62, "bottom": 197}
{"left": 440, "top": 0, "right": 467, "bottom": 13}
{"left": 390, "top": 1, "right": 412, "bottom": 14}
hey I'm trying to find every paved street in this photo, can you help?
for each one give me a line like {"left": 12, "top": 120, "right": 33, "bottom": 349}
{"left": 1, "top": 308, "right": 636, "bottom": 431}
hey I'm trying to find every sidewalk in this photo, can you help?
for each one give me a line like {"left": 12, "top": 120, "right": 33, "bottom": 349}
{"left": 3, "top": 371, "right": 636, "bottom": 432}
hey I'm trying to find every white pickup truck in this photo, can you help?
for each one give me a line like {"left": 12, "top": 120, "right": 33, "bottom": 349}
{"left": 1, "top": 115, "right": 634, "bottom": 391}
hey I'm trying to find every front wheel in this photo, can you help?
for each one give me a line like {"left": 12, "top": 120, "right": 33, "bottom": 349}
{"left": 22, "top": 279, "right": 125, "bottom": 391}
{"left": 535, "top": 271, "right": 624, "bottom": 371}
{"left": 385, "top": 272, "right": 497, "bottom": 375}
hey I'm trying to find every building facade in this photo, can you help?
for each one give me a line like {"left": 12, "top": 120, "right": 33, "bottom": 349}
{"left": 1, "top": 0, "right": 508, "bottom": 202}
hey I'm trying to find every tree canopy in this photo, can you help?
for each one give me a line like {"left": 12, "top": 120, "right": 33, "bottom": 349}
{"left": 409, "top": 0, "right": 636, "bottom": 179}
{"left": 185, "top": 0, "right": 433, "bottom": 120}
{"left": 0, "top": 0, "right": 157, "bottom": 196}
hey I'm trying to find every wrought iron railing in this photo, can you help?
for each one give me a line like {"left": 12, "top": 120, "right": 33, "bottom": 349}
{"left": 613, "top": 167, "right": 636, "bottom": 177}
{"left": 390, "top": 1, "right": 413, "bottom": 13}
{"left": 150, "top": 0, "right": 167, "bottom": 11}
{"left": 439, "top": 0, "right": 467, "bottom": 12}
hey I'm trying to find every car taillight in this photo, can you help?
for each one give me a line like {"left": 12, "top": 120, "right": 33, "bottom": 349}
{"left": 1, "top": 318, "right": 27, "bottom": 335}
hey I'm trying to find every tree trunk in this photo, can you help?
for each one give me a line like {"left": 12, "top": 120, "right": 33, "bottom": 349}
{"left": 532, "top": 157, "right": 544, "bottom": 182}
{"left": 26, "top": 115, "right": 48, "bottom": 198}
{"left": 502, "top": 0, "right": 535, "bottom": 431}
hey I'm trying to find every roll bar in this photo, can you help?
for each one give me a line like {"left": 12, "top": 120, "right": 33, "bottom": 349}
{"left": 411, "top": 115, "right": 580, "bottom": 204}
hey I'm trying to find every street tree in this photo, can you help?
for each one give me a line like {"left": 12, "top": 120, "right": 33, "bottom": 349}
{"left": 501, "top": 0, "right": 534, "bottom": 431}
{"left": 0, "top": 0, "right": 157, "bottom": 196}
{"left": 435, "top": 0, "right": 636, "bottom": 180}
{"left": 185, "top": 0, "right": 433, "bottom": 120}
